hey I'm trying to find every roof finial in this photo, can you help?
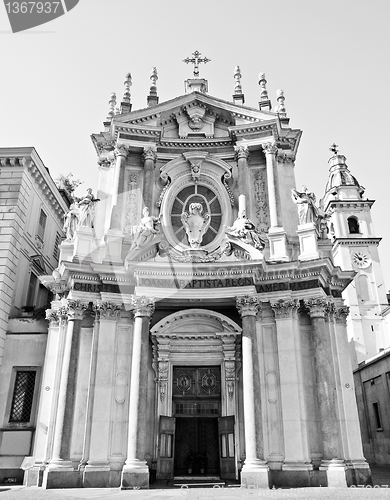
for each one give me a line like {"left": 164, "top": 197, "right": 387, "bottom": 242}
{"left": 233, "top": 66, "right": 245, "bottom": 105}
{"left": 258, "top": 72, "right": 271, "bottom": 111}
{"left": 106, "top": 92, "right": 116, "bottom": 121}
{"left": 147, "top": 67, "right": 159, "bottom": 107}
{"left": 276, "top": 89, "right": 286, "bottom": 116}
{"left": 121, "top": 72, "right": 132, "bottom": 113}
{"left": 275, "top": 89, "right": 289, "bottom": 126}
{"left": 329, "top": 143, "right": 339, "bottom": 155}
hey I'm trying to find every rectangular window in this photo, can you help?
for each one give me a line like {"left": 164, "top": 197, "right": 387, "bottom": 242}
{"left": 9, "top": 371, "right": 37, "bottom": 423}
{"left": 37, "top": 209, "right": 47, "bottom": 240}
{"left": 373, "top": 402, "right": 382, "bottom": 430}
{"left": 53, "top": 232, "right": 61, "bottom": 259}
{"left": 26, "top": 273, "right": 38, "bottom": 307}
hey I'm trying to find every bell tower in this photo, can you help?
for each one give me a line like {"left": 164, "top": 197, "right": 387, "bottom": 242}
{"left": 321, "top": 146, "right": 390, "bottom": 366}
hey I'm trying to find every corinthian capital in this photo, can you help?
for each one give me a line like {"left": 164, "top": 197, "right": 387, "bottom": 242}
{"left": 270, "top": 299, "right": 299, "bottom": 319}
{"left": 46, "top": 309, "right": 60, "bottom": 325}
{"left": 131, "top": 295, "right": 155, "bottom": 318}
{"left": 143, "top": 147, "right": 157, "bottom": 163}
{"left": 262, "top": 142, "right": 278, "bottom": 155}
{"left": 236, "top": 295, "right": 261, "bottom": 318}
{"left": 334, "top": 306, "right": 350, "bottom": 324}
{"left": 114, "top": 144, "right": 129, "bottom": 157}
{"left": 58, "top": 299, "right": 88, "bottom": 321}
{"left": 234, "top": 145, "right": 250, "bottom": 161}
{"left": 94, "top": 300, "right": 122, "bottom": 320}
{"left": 304, "top": 297, "right": 329, "bottom": 318}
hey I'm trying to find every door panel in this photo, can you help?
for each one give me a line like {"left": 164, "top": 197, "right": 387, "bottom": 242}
{"left": 218, "top": 415, "right": 236, "bottom": 480}
{"left": 157, "top": 416, "right": 175, "bottom": 479}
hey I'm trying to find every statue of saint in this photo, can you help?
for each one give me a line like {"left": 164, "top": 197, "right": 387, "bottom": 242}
{"left": 63, "top": 203, "right": 79, "bottom": 241}
{"left": 129, "top": 207, "right": 161, "bottom": 249}
{"left": 291, "top": 185, "right": 319, "bottom": 224}
{"left": 226, "top": 210, "right": 264, "bottom": 250}
{"left": 77, "top": 188, "right": 100, "bottom": 228}
{"left": 181, "top": 203, "right": 211, "bottom": 248}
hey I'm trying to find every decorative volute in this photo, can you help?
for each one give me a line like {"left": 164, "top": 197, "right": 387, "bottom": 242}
{"left": 147, "top": 67, "right": 159, "bottom": 107}
{"left": 258, "top": 72, "right": 271, "bottom": 111}
{"left": 233, "top": 65, "right": 245, "bottom": 105}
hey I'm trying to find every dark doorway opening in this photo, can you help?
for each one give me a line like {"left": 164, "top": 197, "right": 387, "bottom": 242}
{"left": 174, "top": 417, "right": 220, "bottom": 476}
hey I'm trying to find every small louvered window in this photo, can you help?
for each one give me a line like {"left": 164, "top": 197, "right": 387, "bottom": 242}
{"left": 37, "top": 209, "right": 47, "bottom": 240}
{"left": 9, "top": 371, "right": 36, "bottom": 423}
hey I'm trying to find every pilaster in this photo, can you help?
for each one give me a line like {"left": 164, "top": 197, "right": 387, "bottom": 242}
{"left": 142, "top": 147, "right": 157, "bottom": 212}
{"left": 121, "top": 296, "right": 155, "bottom": 489}
{"left": 234, "top": 145, "right": 250, "bottom": 214}
{"left": 236, "top": 296, "right": 269, "bottom": 489}
{"left": 304, "top": 297, "right": 347, "bottom": 487}
{"left": 83, "top": 301, "right": 122, "bottom": 488}
{"left": 270, "top": 299, "right": 312, "bottom": 485}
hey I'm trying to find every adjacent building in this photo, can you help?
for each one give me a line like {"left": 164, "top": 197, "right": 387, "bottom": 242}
{"left": 0, "top": 148, "right": 67, "bottom": 484}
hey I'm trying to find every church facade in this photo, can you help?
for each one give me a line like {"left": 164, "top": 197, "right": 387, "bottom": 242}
{"left": 7, "top": 57, "right": 379, "bottom": 489}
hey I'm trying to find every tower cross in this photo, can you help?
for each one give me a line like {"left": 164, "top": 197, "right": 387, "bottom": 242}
{"left": 330, "top": 143, "right": 339, "bottom": 155}
{"left": 183, "top": 50, "right": 210, "bottom": 78}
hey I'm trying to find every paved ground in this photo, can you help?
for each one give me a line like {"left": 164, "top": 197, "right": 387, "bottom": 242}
{"left": 0, "top": 466, "right": 389, "bottom": 500}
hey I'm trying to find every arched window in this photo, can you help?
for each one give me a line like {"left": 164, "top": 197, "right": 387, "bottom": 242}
{"left": 347, "top": 216, "right": 360, "bottom": 234}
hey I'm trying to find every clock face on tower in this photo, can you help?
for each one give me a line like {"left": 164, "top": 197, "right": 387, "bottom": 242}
{"left": 351, "top": 251, "right": 371, "bottom": 268}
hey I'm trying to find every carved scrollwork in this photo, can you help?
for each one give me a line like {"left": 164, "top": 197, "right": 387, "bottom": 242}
{"left": 190, "top": 162, "right": 201, "bottom": 182}
{"left": 304, "top": 297, "right": 329, "bottom": 318}
{"left": 236, "top": 295, "right": 261, "bottom": 318}
{"left": 46, "top": 309, "right": 60, "bottom": 325}
{"left": 157, "top": 172, "right": 171, "bottom": 208}
{"left": 334, "top": 306, "right": 350, "bottom": 324}
{"left": 222, "top": 172, "right": 235, "bottom": 206}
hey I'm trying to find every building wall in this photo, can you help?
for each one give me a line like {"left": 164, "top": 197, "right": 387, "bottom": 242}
{"left": 354, "top": 350, "right": 390, "bottom": 464}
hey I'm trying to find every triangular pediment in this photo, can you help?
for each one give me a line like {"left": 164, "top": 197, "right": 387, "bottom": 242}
{"left": 112, "top": 92, "right": 279, "bottom": 142}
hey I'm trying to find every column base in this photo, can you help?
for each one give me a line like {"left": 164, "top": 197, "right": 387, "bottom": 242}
{"left": 42, "top": 468, "right": 82, "bottom": 489}
{"left": 121, "top": 460, "right": 149, "bottom": 489}
{"left": 267, "top": 227, "right": 289, "bottom": 262}
{"left": 279, "top": 462, "right": 313, "bottom": 487}
{"left": 241, "top": 460, "right": 269, "bottom": 489}
{"left": 319, "top": 459, "right": 347, "bottom": 487}
{"left": 345, "top": 459, "right": 372, "bottom": 486}
{"left": 83, "top": 464, "right": 110, "bottom": 488}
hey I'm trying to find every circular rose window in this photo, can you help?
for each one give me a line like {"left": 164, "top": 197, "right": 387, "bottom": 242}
{"left": 170, "top": 184, "right": 222, "bottom": 246}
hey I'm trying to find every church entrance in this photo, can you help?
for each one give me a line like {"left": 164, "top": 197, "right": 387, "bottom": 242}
{"left": 174, "top": 417, "right": 219, "bottom": 476}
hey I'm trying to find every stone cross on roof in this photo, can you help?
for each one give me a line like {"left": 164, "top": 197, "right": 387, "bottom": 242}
{"left": 329, "top": 143, "right": 339, "bottom": 155}
{"left": 183, "top": 50, "right": 210, "bottom": 78}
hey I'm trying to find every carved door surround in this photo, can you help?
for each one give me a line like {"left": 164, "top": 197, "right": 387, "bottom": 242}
{"left": 151, "top": 309, "right": 242, "bottom": 477}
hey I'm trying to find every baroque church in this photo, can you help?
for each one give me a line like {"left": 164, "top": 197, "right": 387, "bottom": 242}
{"left": 2, "top": 53, "right": 389, "bottom": 490}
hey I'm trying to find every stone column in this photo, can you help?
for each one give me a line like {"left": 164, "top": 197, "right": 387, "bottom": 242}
{"left": 262, "top": 142, "right": 278, "bottom": 228}
{"left": 236, "top": 296, "right": 269, "bottom": 488}
{"left": 83, "top": 301, "right": 122, "bottom": 488}
{"left": 234, "top": 145, "right": 250, "bottom": 209}
{"left": 270, "top": 299, "right": 312, "bottom": 485}
{"left": 304, "top": 297, "right": 346, "bottom": 487}
{"left": 333, "top": 305, "right": 370, "bottom": 486}
{"left": 43, "top": 300, "right": 88, "bottom": 489}
{"left": 121, "top": 296, "right": 155, "bottom": 489}
{"left": 262, "top": 142, "right": 288, "bottom": 261}
{"left": 111, "top": 144, "right": 128, "bottom": 230}
{"left": 142, "top": 147, "right": 157, "bottom": 212}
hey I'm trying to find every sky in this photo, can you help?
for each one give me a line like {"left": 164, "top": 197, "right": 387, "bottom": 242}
{"left": 0, "top": 0, "right": 390, "bottom": 290}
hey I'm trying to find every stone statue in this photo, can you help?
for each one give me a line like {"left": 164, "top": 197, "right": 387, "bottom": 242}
{"left": 226, "top": 209, "right": 265, "bottom": 250}
{"left": 129, "top": 207, "right": 161, "bottom": 249}
{"left": 77, "top": 188, "right": 100, "bottom": 228}
{"left": 291, "top": 185, "right": 319, "bottom": 225}
{"left": 63, "top": 203, "right": 79, "bottom": 241}
{"left": 181, "top": 203, "right": 211, "bottom": 248}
